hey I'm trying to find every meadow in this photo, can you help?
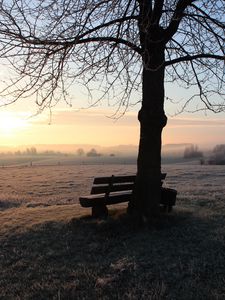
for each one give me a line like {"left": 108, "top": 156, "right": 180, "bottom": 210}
{"left": 0, "top": 162, "right": 225, "bottom": 299}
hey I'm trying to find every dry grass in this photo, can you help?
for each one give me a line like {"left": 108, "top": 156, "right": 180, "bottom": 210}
{"left": 0, "top": 204, "right": 88, "bottom": 236}
{"left": 0, "top": 164, "right": 225, "bottom": 299}
{"left": 1, "top": 204, "right": 225, "bottom": 299}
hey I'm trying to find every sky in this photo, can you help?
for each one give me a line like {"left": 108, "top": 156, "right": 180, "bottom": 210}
{"left": 0, "top": 0, "right": 224, "bottom": 153}
{"left": 0, "top": 102, "right": 224, "bottom": 151}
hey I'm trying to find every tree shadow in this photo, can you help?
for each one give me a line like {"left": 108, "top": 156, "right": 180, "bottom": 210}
{"left": 1, "top": 207, "right": 225, "bottom": 299}
{"left": 0, "top": 199, "right": 22, "bottom": 211}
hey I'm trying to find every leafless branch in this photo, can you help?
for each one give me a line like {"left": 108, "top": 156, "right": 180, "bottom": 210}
{"left": 0, "top": 0, "right": 224, "bottom": 115}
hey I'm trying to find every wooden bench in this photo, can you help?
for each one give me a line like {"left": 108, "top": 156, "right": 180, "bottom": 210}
{"left": 79, "top": 173, "right": 177, "bottom": 217}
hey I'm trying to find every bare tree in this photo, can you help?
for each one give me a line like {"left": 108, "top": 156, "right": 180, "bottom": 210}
{"left": 183, "top": 145, "right": 203, "bottom": 159}
{"left": 76, "top": 148, "right": 85, "bottom": 156}
{"left": 0, "top": 0, "right": 224, "bottom": 221}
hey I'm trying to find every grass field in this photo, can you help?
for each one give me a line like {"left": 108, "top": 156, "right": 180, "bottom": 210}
{"left": 0, "top": 163, "right": 225, "bottom": 299}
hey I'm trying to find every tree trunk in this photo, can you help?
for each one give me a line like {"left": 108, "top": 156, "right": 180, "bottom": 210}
{"left": 128, "top": 44, "right": 167, "bottom": 221}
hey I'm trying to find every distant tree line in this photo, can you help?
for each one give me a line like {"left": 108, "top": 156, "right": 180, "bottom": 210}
{"left": 183, "top": 144, "right": 225, "bottom": 165}
{"left": 0, "top": 147, "right": 114, "bottom": 158}
{"left": 183, "top": 145, "right": 203, "bottom": 159}
{"left": 0, "top": 147, "right": 67, "bottom": 156}
{"left": 76, "top": 148, "right": 104, "bottom": 157}
{"left": 209, "top": 144, "right": 225, "bottom": 165}
{"left": 1, "top": 145, "right": 224, "bottom": 164}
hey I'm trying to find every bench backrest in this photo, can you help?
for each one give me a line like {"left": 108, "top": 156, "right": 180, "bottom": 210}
{"left": 91, "top": 173, "right": 166, "bottom": 196}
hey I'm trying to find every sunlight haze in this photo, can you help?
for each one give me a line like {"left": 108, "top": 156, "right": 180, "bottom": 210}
{"left": 0, "top": 106, "right": 224, "bottom": 150}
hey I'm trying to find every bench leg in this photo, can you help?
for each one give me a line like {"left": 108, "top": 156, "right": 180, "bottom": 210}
{"left": 160, "top": 205, "right": 173, "bottom": 213}
{"left": 92, "top": 205, "right": 108, "bottom": 218}
{"left": 168, "top": 205, "right": 173, "bottom": 212}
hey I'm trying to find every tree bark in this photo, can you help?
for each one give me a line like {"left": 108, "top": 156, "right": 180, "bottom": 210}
{"left": 128, "top": 43, "right": 167, "bottom": 221}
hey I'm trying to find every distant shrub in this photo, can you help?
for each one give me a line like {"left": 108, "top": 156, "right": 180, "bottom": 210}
{"left": 213, "top": 144, "right": 225, "bottom": 157}
{"left": 209, "top": 144, "right": 225, "bottom": 164}
{"left": 76, "top": 148, "right": 85, "bottom": 156}
{"left": 183, "top": 145, "right": 203, "bottom": 159}
{"left": 86, "top": 148, "right": 102, "bottom": 157}
{"left": 26, "top": 147, "right": 37, "bottom": 155}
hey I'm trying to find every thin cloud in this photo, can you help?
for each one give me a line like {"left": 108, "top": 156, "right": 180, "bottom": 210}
{"left": 168, "top": 118, "right": 225, "bottom": 127}
{"left": 30, "top": 108, "right": 138, "bottom": 127}
{"left": 27, "top": 108, "right": 225, "bottom": 130}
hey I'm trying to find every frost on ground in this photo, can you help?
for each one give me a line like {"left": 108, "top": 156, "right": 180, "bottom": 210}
{"left": 0, "top": 164, "right": 136, "bottom": 208}
{"left": 0, "top": 163, "right": 224, "bottom": 209}
{"left": 163, "top": 164, "right": 225, "bottom": 212}
{"left": 0, "top": 163, "right": 225, "bottom": 299}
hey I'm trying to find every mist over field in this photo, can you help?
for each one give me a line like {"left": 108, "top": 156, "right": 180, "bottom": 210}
{"left": 0, "top": 142, "right": 218, "bottom": 168}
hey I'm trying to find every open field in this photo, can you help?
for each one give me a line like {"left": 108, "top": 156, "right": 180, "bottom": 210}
{"left": 0, "top": 163, "right": 225, "bottom": 299}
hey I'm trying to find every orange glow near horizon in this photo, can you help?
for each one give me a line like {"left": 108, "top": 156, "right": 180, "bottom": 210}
{"left": 0, "top": 108, "right": 224, "bottom": 149}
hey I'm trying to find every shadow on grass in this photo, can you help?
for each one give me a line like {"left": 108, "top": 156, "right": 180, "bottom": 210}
{"left": 0, "top": 200, "right": 22, "bottom": 211}
{"left": 1, "top": 207, "right": 225, "bottom": 300}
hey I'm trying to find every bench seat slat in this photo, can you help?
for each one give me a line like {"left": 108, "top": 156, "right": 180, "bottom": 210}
{"left": 93, "top": 175, "right": 136, "bottom": 185}
{"left": 91, "top": 183, "right": 135, "bottom": 195}
{"left": 80, "top": 191, "right": 132, "bottom": 207}
{"left": 93, "top": 173, "right": 166, "bottom": 185}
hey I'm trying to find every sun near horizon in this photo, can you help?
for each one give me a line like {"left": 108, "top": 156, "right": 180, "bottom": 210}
{"left": 0, "top": 112, "right": 29, "bottom": 134}
{"left": 0, "top": 108, "right": 224, "bottom": 151}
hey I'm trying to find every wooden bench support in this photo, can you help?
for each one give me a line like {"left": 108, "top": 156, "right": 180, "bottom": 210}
{"left": 161, "top": 187, "right": 177, "bottom": 212}
{"left": 92, "top": 204, "right": 108, "bottom": 218}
